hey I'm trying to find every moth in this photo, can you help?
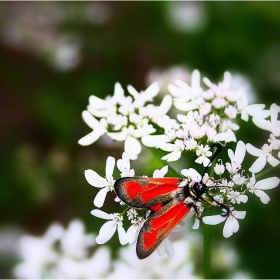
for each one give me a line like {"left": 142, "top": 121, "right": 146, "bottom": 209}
{"left": 114, "top": 144, "right": 229, "bottom": 259}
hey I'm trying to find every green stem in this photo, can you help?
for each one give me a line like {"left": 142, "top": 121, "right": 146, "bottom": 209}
{"left": 255, "top": 166, "right": 276, "bottom": 180}
{"left": 203, "top": 218, "right": 212, "bottom": 279}
{"left": 203, "top": 149, "right": 217, "bottom": 279}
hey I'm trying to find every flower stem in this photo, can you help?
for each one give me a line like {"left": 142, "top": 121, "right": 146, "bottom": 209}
{"left": 203, "top": 211, "right": 212, "bottom": 279}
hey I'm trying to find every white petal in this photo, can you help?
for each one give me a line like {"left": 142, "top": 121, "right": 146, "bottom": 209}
{"left": 96, "top": 221, "right": 116, "bottom": 244}
{"left": 227, "top": 149, "right": 234, "bottom": 163}
{"left": 168, "top": 84, "right": 183, "bottom": 98}
{"left": 255, "top": 177, "right": 280, "bottom": 190}
{"left": 254, "top": 190, "right": 270, "bottom": 204}
{"left": 85, "top": 170, "right": 107, "bottom": 188}
{"left": 82, "top": 110, "right": 101, "bottom": 129}
{"left": 203, "top": 215, "right": 226, "bottom": 225}
{"left": 144, "top": 82, "right": 160, "bottom": 100}
{"left": 252, "top": 117, "right": 272, "bottom": 131}
{"left": 215, "top": 130, "right": 236, "bottom": 142}
{"left": 246, "top": 143, "right": 262, "bottom": 156}
{"left": 223, "top": 216, "right": 239, "bottom": 238}
{"left": 158, "top": 95, "right": 173, "bottom": 115}
{"left": 153, "top": 165, "right": 168, "bottom": 178}
{"left": 106, "top": 156, "right": 115, "bottom": 178}
{"left": 164, "top": 238, "right": 175, "bottom": 257}
{"left": 159, "top": 143, "right": 176, "bottom": 152}
{"left": 249, "top": 156, "right": 266, "bottom": 173}
{"left": 238, "top": 195, "right": 248, "bottom": 204}
{"left": 117, "top": 152, "right": 130, "bottom": 171}
{"left": 125, "top": 136, "right": 141, "bottom": 160}
{"left": 192, "top": 218, "right": 200, "bottom": 230}
{"left": 127, "top": 224, "right": 139, "bottom": 244}
{"left": 157, "top": 240, "right": 167, "bottom": 257}
{"left": 241, "top": 110, "right": 249, "bottom": 121}
{"left": 113, "top": 82, "right": 124, "bottom": 101}
{"left": 191, "top": 69, "right": 201, "bottom": 89}
{"left": 94, "top": 188, "right": 109, "bottom": 208}
{"left": 235, "top": 141, "right": 246, "bottom": 165}
{"left": 174, "top": 101, "right": 197, "bottom": 112}
{"left": 181, "top": 168, "right": 201, "bottom": 182}
{"left": 78, "top": 130, "right": 103, "bottom": 146}
{"left": 132, "top": 125, "right": 156, "bottom": 138}
{"left": 107, "top": 131, "right": 127, "bottom": 141}
{"left": 88, "top": 96, "right": 107, "bottom": 110}
{"left": 142, "top": 135, "right": 170, "bottom": 147}
{"left": 117, "top": 225, "right": 128, "bottom": 245}
{"left": 127, "top": 85, "right": 139, "bottom": 99}
{"left": 91, "top": 209, "right": 112, "bottom": 219}
{"left": 234, "top": 211, "right": 246, "bottom": 219}
{"left": 161, "top": 150, "right": 181, "bottom": 161}
{"left": 267, "top": 154, "right": 280, "bottom": 167}
{"left": 245, "top": 103, "right": 264, "bottom": 113}
{"left": 195, "top": 156, "right": 210, "bottom": 167}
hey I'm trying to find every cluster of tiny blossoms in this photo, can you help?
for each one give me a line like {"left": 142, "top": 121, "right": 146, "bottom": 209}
{"left": 80, "top": 70, "right": 280, "bottom": 257}
{"left": 12, "top": 219, "right": 250, "bottom": 278}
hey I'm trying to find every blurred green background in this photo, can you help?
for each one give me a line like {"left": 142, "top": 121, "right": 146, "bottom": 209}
{"left": 1, "top": 1, "right": 280, "bottom": 278}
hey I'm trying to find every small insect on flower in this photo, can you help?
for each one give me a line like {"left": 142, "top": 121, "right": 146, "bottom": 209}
{"left": 114, "top": 144, "right": 230, "bottom": 259}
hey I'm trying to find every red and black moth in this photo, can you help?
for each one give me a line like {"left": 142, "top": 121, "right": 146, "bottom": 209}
{"left": 114, "top": 144, "right": 229, "bottom": 259}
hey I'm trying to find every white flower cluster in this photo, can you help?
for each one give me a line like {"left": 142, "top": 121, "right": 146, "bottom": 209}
{"left": 13, "top": 219, "right": 111, "bottom": 279}
{"left": 78, "top": 82, "right": 173, "bottom": 159}
{"left": 12, "top": 219, "right": 250, "bottom": 279}
{"left": 80, "top": 70, "right": 280, "bottom": 257}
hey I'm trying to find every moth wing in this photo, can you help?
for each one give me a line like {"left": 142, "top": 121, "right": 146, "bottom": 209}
{"left": 114, "top": 177, "right": 180, "bottom": 208}
{"left": 136, "top": 199, "right": 190, "bottom": 259}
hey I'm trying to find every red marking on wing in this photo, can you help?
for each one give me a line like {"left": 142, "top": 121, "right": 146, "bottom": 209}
{"left": 137, "top": 201, "right": 190, "bottom": 259}
{"left": 143, "top": 202, "right": 189, "bottom": 251}
{"left": 123, "top": 178, "right": 179, "bottom": 203}
{"left": 123, "top": 181, "right": 142, "bottom": 200}
{"left": 150, "top": 204, "right": 164, "bottom": 212}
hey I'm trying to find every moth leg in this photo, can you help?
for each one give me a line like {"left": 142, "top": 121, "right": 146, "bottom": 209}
{"left": 193, "top": 204, "right": 202, "bottom": 221}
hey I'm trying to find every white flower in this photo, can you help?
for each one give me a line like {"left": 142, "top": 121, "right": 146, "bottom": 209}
{"left": 225, "top": 105, "right": 237, "bottom": 119}
{"left": 153, "top": 165, "right": 169, "bottom": 177}
{"left": 126, "top": 224, "right": 142, "bottom": 245}
{"left": 78, "top": 111, "right": 107, "bottom": 146}
{"left": 127, "top": 82, "right": 160, "bottom": 108}
{"left": 85, "top": 156, "right": 116, "bottom": 208}
{"left": 195, "top": 144, "right": 212, "bottom": 167}
{"left": 157, "top": 238, "right": 175, "bottom": 257}
{"left": 252, "top": 103, "right": 280, "bottom": 137}
{"left": 14, "top": 223, "right": 63, "bottom": 278}
{"left": 214, "top": 162, "right": 225, "bottom": 175}
{"left": 247, "top": 175, "right": 280, "bottom": 204}
{"left": 141, "top": 134, "right": 170, "bottom": 148}
{"left": 241, "top": 104, "right": 270, "bottom": 122}
{"left": 60, "top": 220, "right": 95, "bottom": 259}
{"left": 246, "top": 143, "right": 279, "bottom": 173}
{"left": 160, "top": 139, "right": 185, "bottom": 161}
{"left": 268, "top": 134, "right": 280, "bottom": 150}
{"left": 117, "top": 152, "right": 135, "bottom": 177}
{"left": 181, "top": 168, "right": 202, "bottom": 182}
{"left": 88, "top": 82, "right": 124, "bottom": 112}
{"left": 108, "top": 125, "right": 156, "bottom": 160}
{"left": 168, "top": 69, "right": 202, "bottom": 101}
{"left": 14, "top": 220, "right": 99, "bottom": 279}
{"left": 226, "top": 190, "right": 248, "bottom": 204}
{"left": 91, "top": 210, "right": 128, "bottom": 245}
{"left": 225, "top": 141, "right": 246, "bottom": 173}
{"left": 203, "top": 210, "right": 246, "bottom": 238}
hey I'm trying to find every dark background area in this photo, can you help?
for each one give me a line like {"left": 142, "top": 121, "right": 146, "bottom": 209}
{"left": 0, "top": 2, "right": 280, "bottom": 278}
